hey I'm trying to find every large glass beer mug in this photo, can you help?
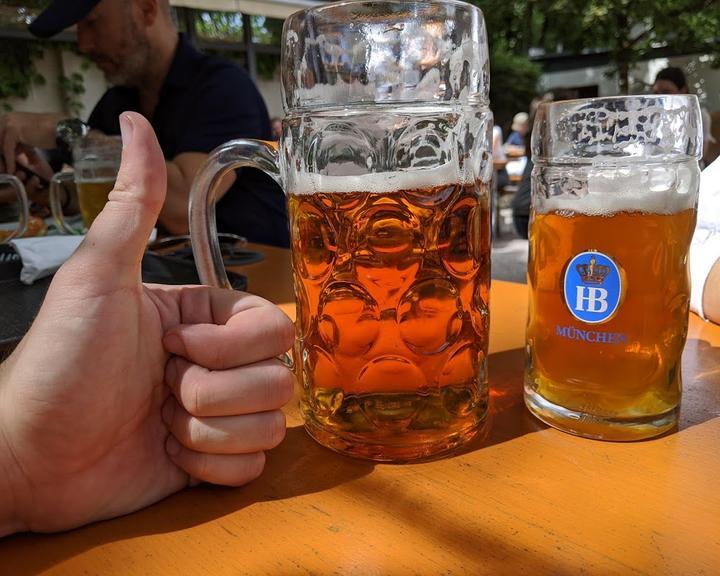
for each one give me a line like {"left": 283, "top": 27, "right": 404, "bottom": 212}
{"left": 190, "top": 0, "right": 493, "bottom": 461}
{"left": 525, "top": 95, "right": 702, "bottom": 440}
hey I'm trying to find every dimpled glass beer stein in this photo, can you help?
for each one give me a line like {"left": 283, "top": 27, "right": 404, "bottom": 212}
{"left": 190, "top": 0, "right": 493, "bottom": 461}
{"left": 525, "top": 95, "right": 702, "bottom": 440}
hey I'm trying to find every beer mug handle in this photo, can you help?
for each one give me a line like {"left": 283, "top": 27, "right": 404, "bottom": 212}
{"left": 190, "top": 139, "right": 281, "bottom": 288}
{"left": 49, "top": 172, "right": 79, "bottom": 235}
{"left": 0, "top": 174, "right": 29, "bottom": 242}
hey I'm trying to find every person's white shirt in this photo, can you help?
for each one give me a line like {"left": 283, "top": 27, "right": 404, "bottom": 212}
{"left": 492, "top": 125, "right": 507, "bottom": 163}
{"left": 690, "top": 157, "right": 720, "bottom": 319}
{"left": 701, "top": 107, "right": 716, "bottom": 162}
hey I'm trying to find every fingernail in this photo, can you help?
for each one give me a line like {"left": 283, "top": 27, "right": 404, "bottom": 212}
{"left": 165, "top": 435, "right": 181, "bottom": 457}
{"left": 163, "top": 332, "right": 187, "bottom": 357}
{"left": 119, "top": 113, "right": 134, "bottom": 148}
{"left": 162, "top": 398, "right": 176, "bottom": 427}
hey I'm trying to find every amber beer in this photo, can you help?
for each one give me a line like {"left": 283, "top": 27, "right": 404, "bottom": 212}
{"left": 289, "top": 175, "right": 490, "bottom": 461}
{"left": 526, "top": 207, "right": 697, "bottom": 440}
{"left": 76, "top": 179, "right": 114, "bottom": 228}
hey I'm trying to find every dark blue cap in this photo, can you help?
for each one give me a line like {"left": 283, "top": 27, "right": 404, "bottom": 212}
{"left": 29, "top": 0, "right": 101, "bottom": 38}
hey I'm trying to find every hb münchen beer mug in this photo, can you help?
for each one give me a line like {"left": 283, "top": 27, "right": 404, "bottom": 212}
{"left": 525, "top": 95, "right": 702, "bottom": 440}
{"left": 190, "top": 0, "right": 493, "bottom": 461}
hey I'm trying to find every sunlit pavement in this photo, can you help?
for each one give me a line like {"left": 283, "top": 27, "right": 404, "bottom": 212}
{"left": 491, "top": 206, "right": 528, "bottom": 284}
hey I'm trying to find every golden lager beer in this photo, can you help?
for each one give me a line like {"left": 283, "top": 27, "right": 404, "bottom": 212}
{"left": 188, "top": 0, "right": 493, "bottom": 461}
{"left": 50, "top": 137, "right": 121, "bottom": 234}
{"left": 525, "top": 94, "right": 702, "bottom": 440}
{"left": 290, "top": 175, "right": 490, "bottom": 461}
{"left": 526, "top": 208, "right": 697, "bottom": 439}
{"left": 77, "top": 179, "right": 115, "bottom": 228}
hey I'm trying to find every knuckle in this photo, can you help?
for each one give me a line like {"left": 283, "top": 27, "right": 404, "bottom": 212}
{"left": 170, "top": 409, "right": 189, "bottom": 444}
{"left": 110, "top": 175, "right": 132, "bottom": 195}
{"left": 175, "top": 363, "right": 208, "bottom": 418}
{"left": 243, "top": 452, "right": 266, "bottom": 483}
{"left": 192, "top": 451, "right": 212, "bottom": 482}
{"left": 187, "top": 417, "right": 212, "bottom": 449}
{"left": 264, "top": 410, "right": 286, "bottom": 447}
{"left": 268, "top": 365, "right": 294, "bottom": 406}
{"left": 165, "top": 356, "right": 181, "bottom": 389}
{"left": 276, "top": 313, "right": 296, "bottom": 351}
{"left": 181, "top": 367, "right": 211, "bottom": 417}
{"left": 188, "top": 378, "right": 204, "bottom": 417}
{"left": 171, "top": 409, "right": 195, "bottom": 447}
{"left": 259, "top": 307, "right": 295, "bottom": 355}
{"left": 208, "top": 339, "right": 230, "bottom": 369}
{"left": 226, "top": 453, "right": 265, "bottom": 487}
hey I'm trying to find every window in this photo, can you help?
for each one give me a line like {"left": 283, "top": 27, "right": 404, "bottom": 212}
{"left": 192, "top": 10, "right": 244, "bottom": 43}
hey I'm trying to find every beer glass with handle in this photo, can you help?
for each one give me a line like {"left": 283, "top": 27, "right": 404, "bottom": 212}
{"left": 525, "top": 95, "right": 702, "bottom": 440}
{"left": 0, "top": 174, "right": 29, "bottom": 243}
{"left": 190, "top": 0, "right": 493, "bottom": 462}
{"left": 50, "top": 136, "right": 122, "bottom": 234}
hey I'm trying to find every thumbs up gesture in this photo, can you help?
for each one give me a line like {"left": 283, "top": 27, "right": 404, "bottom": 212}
{"left": 0, "top": 113, "right": 294, "bottom": 535}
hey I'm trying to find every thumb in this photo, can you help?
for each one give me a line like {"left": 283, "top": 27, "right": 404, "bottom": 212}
{"left": 70, "top": 112, "right": 167, "bottom": 282}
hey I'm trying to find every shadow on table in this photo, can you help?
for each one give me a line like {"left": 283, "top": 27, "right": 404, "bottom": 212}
{"left": 16, "top": 338, "right": 719, "bottom": 573}
{"left": 3, "top": 348, "right": 542, "bottom": 573}
{"left": 3, "top": 425, "right": 375, "bottom": 575}
{"left": 470, "top": 337, "right": 720, "bottom": 446}
{"left": 457, "top": 346, "right": 546, "bottom": 455}
{"left": 680, "top": 337, "right": 720, "bottom": 430}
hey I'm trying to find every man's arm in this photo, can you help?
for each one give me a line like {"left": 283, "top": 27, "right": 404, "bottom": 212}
{"left": 0, "top": 112, "right": 67, "bottom": 174}
{"left": 702, "top": 259, "right": 720, "bottom": 325}
{"left": 161, "top": 152, "right": 235, "bottom": 235}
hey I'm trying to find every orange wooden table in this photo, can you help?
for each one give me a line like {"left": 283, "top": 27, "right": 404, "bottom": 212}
{"left": 2, "top": 245, "right": 719, "bottom": 575}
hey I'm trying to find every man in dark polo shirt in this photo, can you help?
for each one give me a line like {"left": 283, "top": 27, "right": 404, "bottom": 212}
{"left": 0, "top": 0, "right": 288, "bottom": 247}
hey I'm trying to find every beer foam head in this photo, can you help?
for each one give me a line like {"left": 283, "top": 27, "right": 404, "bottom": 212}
{"left": 534, "top": 161, "right": 699, "bottom": 216}
{"left": 290, "top": 163, "right": 473, "bottom": 195}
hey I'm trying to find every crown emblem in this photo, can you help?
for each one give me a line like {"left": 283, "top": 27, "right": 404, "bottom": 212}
{"left": 576, "top": 257, "right": 609, "bottom": 285}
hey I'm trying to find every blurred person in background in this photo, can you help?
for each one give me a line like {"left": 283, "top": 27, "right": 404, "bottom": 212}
{"left": 510, "top": 94, "right": 555, "bottom": 239}
{"left": 0, "top": 0, "right": 289, "bottom": 247}
{"left": 270, "top": 117, "right": 283, "bottom": 141}
{"left": 652, "top": 66, "right": 716, "bottom": 168}
{"left": 691, "top": 158, "right": 720, "bottom": 325}
{"left": 504, "top": 112, "right": 529, "bottom": 157}
{"left": 492, "top": 125, "right": 509, "bottom": 189}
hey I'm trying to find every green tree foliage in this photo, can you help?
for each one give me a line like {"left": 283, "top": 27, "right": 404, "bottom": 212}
{"left": 535, "top": 0, "right": 719, "bottom": 94}
{"left": 0, "top": 39, "right": 45, "bottom": 112}
{"left": 250, "top": 15, "right": 283, "bottom": 45}
{"left": 489, "top": 48, "right": 541, "bottom": 133}
{"left": 193, "top": 10, "right": 244, "bottom": 42}
{"left": 0, "top": 0, "right": 50, "bottom": 110}
{"left": 467, "top": 1, "right": 542, "bottom": 129}
{"left": 472, "top": 0, "right": 720, "bottom": 97}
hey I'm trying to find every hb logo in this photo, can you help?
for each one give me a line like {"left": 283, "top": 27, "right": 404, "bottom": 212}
{"left": 563, "top": 251, "right": 622, "bottom": 324}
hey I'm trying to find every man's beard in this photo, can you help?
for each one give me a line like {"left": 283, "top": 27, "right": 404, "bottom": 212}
{"left": 104, "top": 21, "right": 151, "bottom": 86}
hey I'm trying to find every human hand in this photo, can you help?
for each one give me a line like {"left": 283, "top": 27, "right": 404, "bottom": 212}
{"left": 0, "top": 111, "right": 63, "bottom": 174}
{"left": 0, "top": 112, "right": 295, "bottom": 535}
{"left": 14, "top": 146, "right": 54, "bottom": 204}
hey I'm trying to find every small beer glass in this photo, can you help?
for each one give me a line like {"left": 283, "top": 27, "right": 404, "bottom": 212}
{"left": 190, "top": 0, "right": 493, "bottom": 461}
{"left": 0, "top": 175, "right": 29, "bottom": 243}
{"left": 50, "top": 136, "right": 122, "bottom": 233}
{"left": 525, "top": 95, "right": 702, "bottom": 440}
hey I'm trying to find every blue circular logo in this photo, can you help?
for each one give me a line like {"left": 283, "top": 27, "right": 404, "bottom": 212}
{"left": 563, "top": 251, "right": 623, "bottom": 324}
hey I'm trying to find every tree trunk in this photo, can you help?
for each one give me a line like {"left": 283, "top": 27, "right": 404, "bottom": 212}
{"left": 618, "top": 59, "right": 630, "bottom": 95}
{"left": 614, "top": 9, "right": 631, "bottom": 95}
